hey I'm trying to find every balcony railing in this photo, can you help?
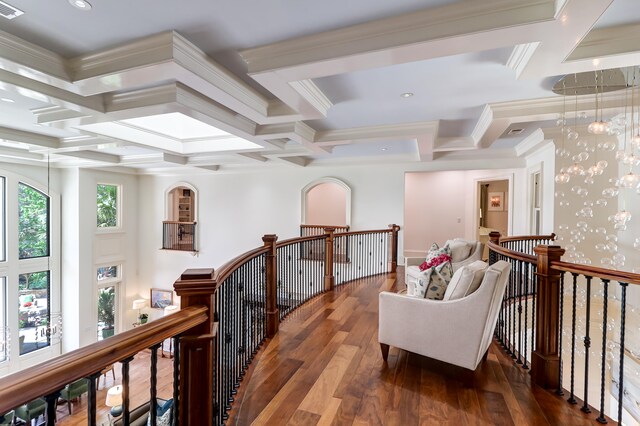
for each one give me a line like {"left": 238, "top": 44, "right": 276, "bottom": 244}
{"left": 0, "top": 224, "right": 400, "bottom": 425}
{"left": 162, "top": 221, "right": 197, "bottom": 252}
{"left": 489, "top": 232, "right": 640, "bottom": 424}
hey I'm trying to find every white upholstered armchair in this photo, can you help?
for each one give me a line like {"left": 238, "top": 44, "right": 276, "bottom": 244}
{"left": 379, "top": 260, "right": 510, "bottom": 370}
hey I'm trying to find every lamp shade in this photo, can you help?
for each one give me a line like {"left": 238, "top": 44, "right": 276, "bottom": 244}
{"left": 163, "top": 305, "right": 179, "bottom": 316}
{"left": 132, "top": 299, "right": 146, "bottom": 310}
{"left": 105, "top": 385, "right": 123, "bottom": 407}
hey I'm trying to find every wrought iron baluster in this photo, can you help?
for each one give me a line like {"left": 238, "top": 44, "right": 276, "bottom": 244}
{"left": 45, "top": 390, "right": 61, "bottom": 426}
{"left": 172, "top": 334, "right": 180, "bottom": 426}
{"left": 618, "top": 282, "right": 629, "bottom": 424}
{"left": 581, "top": 276, "right": 592, "bottom": 414}
{"left": 150, "top": 343, "right": 161, "bottom": 426}
{"left": 557, "top": 273, "right": 565, "bottom": 396}
{"left": 596, "top": 279, "right": 609, "bottom": 424}
{"left": 121, "top": 356, "right": 134, "bottom": 425}
{"left": 568, "top": 273, "right": 578, "bottom": 405}
{"left": 523, "top": 261, "right": 529, "bottom": 369}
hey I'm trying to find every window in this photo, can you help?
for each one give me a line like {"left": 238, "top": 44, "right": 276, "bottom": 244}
{"left": 97, "top": 264, "right": 120, "bottom": 341}
{"left": 0, "top": 177, "right": 5, "bottom": 262}
{"left": 18, "top": 271, "right": 50, "bottom": 356}
{"left": 531, "top": 172, "right": 541, "bottom": 234}
{"left": 97, "top": 184, "right": 118, "bottom": 228}
{"left": 0, "top": 277, "right": 6, "bottom": 363}
{"left": 18, "top": 183, "right": 49, "bottom": 259}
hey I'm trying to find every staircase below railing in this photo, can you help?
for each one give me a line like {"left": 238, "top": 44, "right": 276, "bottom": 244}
{"left": 0, "top": 224, "right": 400, "bottom": 425}
{"left": 489, "top": 231, "right": 640, "bottom": 425}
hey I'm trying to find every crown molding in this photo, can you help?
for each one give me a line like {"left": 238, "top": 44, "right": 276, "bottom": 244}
{"left": 506, "top": 43, "right": 539, "bottom": 78}
{"left": 240, "top": 0, "right": 556, "bottom": 74}
{"left": 0, "top": 126, "right": 60, "bottom": 149}
{"left": 314, "top": 121, "right": 439, "bottom": 144}
{"left": 567, "top": 23, "right": 640, "bottom": 61}
{"left": 514, "top": 128, "right": 546, "bottom": 157}
{"left": 470, "top": 104, "right": 494, "bottom": 145}
{"left": 288, "top": 79, "right": 332, "bottom": 117}
{"left": 0, "top": 29, "right": 69, "bottom": 82}
{"left": 57, "top": 150, "right": 120, "bottom": 164}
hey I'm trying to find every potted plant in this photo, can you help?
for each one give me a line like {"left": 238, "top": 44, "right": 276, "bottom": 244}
{"left": 98, "top": 288, "right": 115, "bottom": 338}
{"left": 139, "top": 313, "right": 149, "bottom": 324}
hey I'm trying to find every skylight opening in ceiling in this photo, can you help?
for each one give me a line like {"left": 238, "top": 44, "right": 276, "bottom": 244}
{"left": 120, "top": 112, "right": 232, "bottom": 140}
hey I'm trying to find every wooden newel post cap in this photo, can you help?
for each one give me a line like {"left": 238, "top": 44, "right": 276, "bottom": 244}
{"left": 324, "top": 227, "right": 336, "bottom": 233}
{"left": 388, "top": 224, "right": 400, "bottom": 231}
{"left": 533, "top": 245, "right": 565, "bottom": 259}
{"left": 489, "top": 231, "right": 501, "bottom": 242}
{"left": 174, "top": 268, "right": 216, "bottom": 297}
{"left": 262, "top": 234, "right": 277, "bottom": 245}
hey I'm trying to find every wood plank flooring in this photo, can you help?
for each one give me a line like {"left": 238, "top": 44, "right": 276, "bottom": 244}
{"left": 231, "top": 269, "right": 603, "bottom": 426}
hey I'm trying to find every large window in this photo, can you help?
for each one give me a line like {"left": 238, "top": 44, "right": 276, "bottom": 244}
{"left": 97, "top": 184, "right": 119, "bottom": 228}
{"left": 18, "top": 271, "right": 50, "bottom": 356}
{"left": 18, "top": 183, "right": 49, "bottom": 259}
{"left": 97, "top": 265, "right": 120, "bottom": 341}
{"left": 0, "top": 277, "right": 6, "bottom": 363}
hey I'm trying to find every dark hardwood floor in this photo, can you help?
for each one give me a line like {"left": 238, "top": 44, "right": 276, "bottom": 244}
{"left": 231, "top": 268, "right": 602, "bottom": 426}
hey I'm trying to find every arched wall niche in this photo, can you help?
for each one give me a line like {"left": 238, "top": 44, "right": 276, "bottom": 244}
{"left": 165, "top": 182, "right": 198, "bottom": 222}
{"left": 301, "top": 177, "right": 351, "bottom": 226}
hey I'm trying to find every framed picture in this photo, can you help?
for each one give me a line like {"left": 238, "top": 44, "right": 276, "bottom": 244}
{"left": 150, "top": 288, "right": 173, "bottom": 309}
{"left": 488, "top": 192, "right": 504, "bottom": 211}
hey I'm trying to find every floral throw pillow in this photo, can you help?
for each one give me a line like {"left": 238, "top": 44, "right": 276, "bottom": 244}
{"left": 419, "top": 253, "right": 452, "bottom": 271}
{"left": 425, "top": 243, "right": 452, "bottom": 264}
{"left": 416, "top": 259, "right": 454, "bottom": 300}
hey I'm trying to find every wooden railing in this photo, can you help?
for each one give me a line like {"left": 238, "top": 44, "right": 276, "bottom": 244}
{"left": 0, "top": 224, "right": 399, "bottom": 425}
{"left": 162, "top": 221, "right": 197, "bottom": 252}
{"left": 489, "top": 231, "right": 640, "bottom": 424}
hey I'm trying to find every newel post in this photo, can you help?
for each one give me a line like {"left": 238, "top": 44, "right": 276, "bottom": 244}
{"left": 489, "top": 231, "right": 501, "bottom": 263}
{"left": 388, "top": 224, "right": 400, "bottom": 273}
{"left": 324, "top": 227, "right": 335, "bottom": 291}
{"left": 173, "top": 268, "right": 216, "bottom": 426}
{"left": 531, "top": 245, "right": 565, "bottom": 389}
{"left": 263, "top": 234, "right": 279, "bottom": 338}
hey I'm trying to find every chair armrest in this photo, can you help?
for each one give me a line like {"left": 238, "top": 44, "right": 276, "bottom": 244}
{"left": 404, "top": 256, "right": 424, "bottom": 267}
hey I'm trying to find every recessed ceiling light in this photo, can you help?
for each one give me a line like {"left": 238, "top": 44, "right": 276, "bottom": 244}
{"left": 381, "top": 148, "right": 388, "bottom": 151}
{"left": 68, "top": 0, "right": 92, "bottom": 10}
{"left": 400, "top": 92, "right": 413, "bottom": 98}
{"left": 0, "top": 97, "right": 15, "bottom": 103}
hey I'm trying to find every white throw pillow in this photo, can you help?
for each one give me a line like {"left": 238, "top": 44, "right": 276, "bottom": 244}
{"left": 443, "top": 260, "right": 488, "bottom": 301}
{"left": 445, "top": 240, "right": 472, "bottom": 263}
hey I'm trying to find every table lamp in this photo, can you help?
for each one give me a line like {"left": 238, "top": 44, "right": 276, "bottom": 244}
{"left": 105, "top": 385, "right": 123, "bottom": 418}
{"left": 132, "top": 299, "right": 146, "bottom": 324}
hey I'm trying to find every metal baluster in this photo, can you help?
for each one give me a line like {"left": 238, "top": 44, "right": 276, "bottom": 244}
{"left": 523, "top": 261, "right": 529, "bottom": 369}
{"left": 568, "top": 273, "right": 578, "bottom": 405}
{"left": 44, "top": 390, "right": 61, "bottom": 426}
{"left": 531, "top": 265, "right": 536, "bottom": 355}
{"left": 581, "top": 276, "right": 592, "bottom": 414}
{"left": 596, "top": 279, "right": 609, "bottom": 424}
{"left": 618, "top": 282, "right": 629, "bottom": 424}
{"left": 172, "top": 335, "right": 180, "bottom": 426}
{"left": 121, "top": 356, "right": 134, "bottom": 425}
{"left": 150, "top": 343, "right": 160, "bottom": 426}
{"left": 517, "top": 259, "right": 523, "bottom": 364}
{"left": 511, "top": 259, "right": 516, "bottom": 358}
{"left": 557, "top": 273, "right": 565, "bottom": 395}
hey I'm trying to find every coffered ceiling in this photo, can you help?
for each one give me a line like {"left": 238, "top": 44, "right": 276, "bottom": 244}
{"left": 0, "top": 0, "right": 639, "bottom": 173}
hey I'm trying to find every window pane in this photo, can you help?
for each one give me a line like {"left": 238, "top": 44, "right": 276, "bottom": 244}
{"left": 97, "top": 184, "right": 118, "bottom": 228}
{"left": 0, "top": 177, "right": 5, "bottom": 262}
{"left": 18, "top": 271, "right": 50, "bottom": 355}
{"left": 97, "top": 286, "right": 116, "bottom": 340}
{"left": 97, "top": 265, "right": 118, "bottom": 281}
{"left": 18, "top": 183, "right": 50, "bottom": 259}
{"left": 0, "top": 277, "right": 6, "bottom": 362}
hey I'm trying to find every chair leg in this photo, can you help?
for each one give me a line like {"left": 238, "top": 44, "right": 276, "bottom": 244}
{"left": 380, "top": 343, "right": 390, "bottom": 361}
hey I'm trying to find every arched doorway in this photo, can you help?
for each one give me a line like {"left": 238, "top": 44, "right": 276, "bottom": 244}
{"left": 163, "top": 183, "right": 198, "bottom": 251}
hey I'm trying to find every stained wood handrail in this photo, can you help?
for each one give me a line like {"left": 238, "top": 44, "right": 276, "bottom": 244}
{"left": 214, "top": 246, "right": 270, "bottom": 285}
{"left": 0, "top": 306, "right": 208, "bottom": 413}
{"left": 550, "top": 260, "right": 640, "bottom": 285}
{"left": 338, "top": 228, "right": 394, "bottom": 237}
{"left": 487, "top": 240, "right": 537, "bottom": 264}
{"left": 499, "top": 233, "right": 556, "bottom": 243}
{"left": 276, "top": 234, "right": 327, "bottom": 248}
{"left": 300, "top": 224, "right": 349, "bottom": 229}
{"left": 162, "top": 220, "right": 197, "bottom": 225}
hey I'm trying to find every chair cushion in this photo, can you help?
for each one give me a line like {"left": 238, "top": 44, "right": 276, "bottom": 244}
{"left": 443, "top": 260, "right": 488, "bottom": 301}
{"left": 416, "top": 261, "right": 453, "bottom": 300}
{"left": 445, "top": 239, "right": 473, "bottom": 263}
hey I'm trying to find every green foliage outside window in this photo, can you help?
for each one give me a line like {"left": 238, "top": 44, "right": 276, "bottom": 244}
{"left": 97, "top": 184, "right": 118, "bottom": 228}
{"left": 18, "top": 183, "right": 49, "bottom": 259}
